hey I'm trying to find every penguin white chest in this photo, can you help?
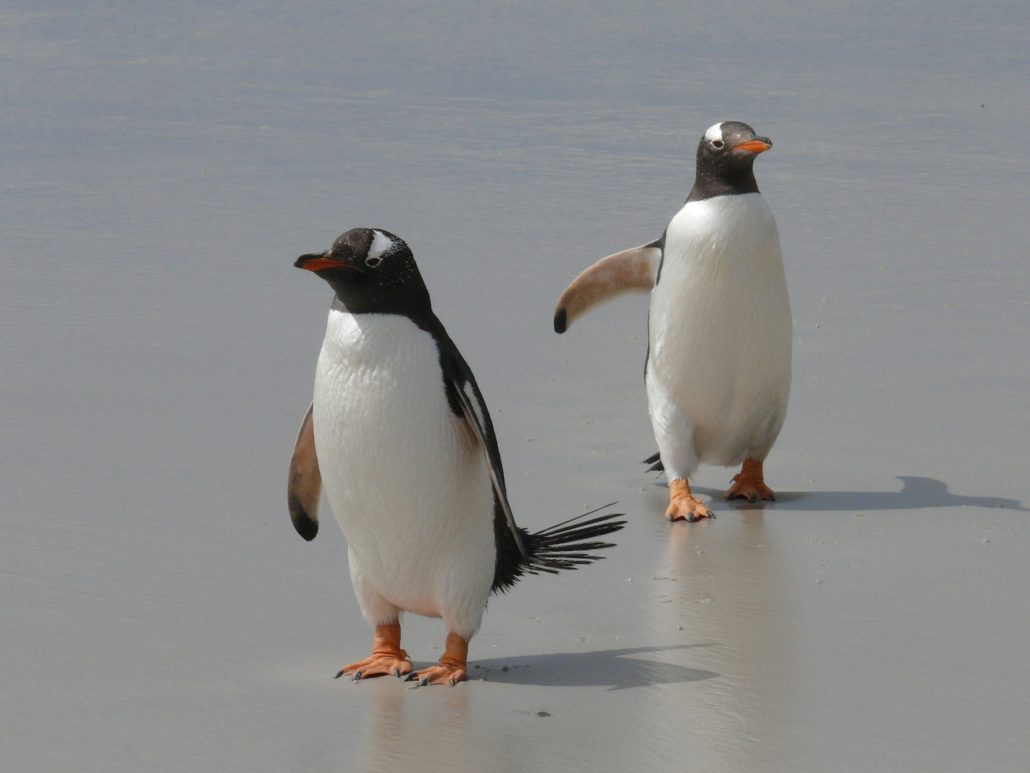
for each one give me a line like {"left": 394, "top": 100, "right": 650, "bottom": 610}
{"left": 649, "top": 194, "right": 792, "bottom": 465}
{"left": 311, "top": 309, "right": 496, "bottom": 618}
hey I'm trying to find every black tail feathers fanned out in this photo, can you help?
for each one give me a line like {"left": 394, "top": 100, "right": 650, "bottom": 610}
{"left": 642, "top": 451, "right": 664, "bottom": 473}
{"left": 525, "top": 504, "right": 625, "bottom": 574}
{"left": 491, "top": 503, "right": 625, "bottom": 593}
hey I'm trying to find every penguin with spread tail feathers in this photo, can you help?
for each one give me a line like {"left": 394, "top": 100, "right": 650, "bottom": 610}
{"left": 289, "top": 227, "right": 624, "bottom": 686}
{"left": 554, "top": 121, "right": 792, "bottom": 522}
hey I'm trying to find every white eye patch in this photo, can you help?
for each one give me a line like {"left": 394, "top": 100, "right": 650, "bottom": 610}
{"left": 704, "top": 122, "right": 724, "bottom": 144}
{"left": 367, "top": 230, "right": 394, "bottom": 265}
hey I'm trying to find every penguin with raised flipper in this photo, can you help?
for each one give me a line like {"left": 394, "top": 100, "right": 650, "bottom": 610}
{"left": 289, "top": 227, "right": 625, "bottom": 685}
{"left": 555, "top": 121, "right": 792, "bottom": 522}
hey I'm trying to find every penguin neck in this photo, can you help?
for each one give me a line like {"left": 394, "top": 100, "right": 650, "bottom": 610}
{"left": 686, "top": 166, "right": 760, "bottom": 203}
{"left": 330, "top": 284, "right": 433, "bottom": 322}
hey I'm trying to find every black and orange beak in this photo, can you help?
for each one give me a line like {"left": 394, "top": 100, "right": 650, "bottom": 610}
{"left": 294, "top": 253, "right": 363, "bottom": 273}
{"left": 733, "top": 137, "right": 772, "bottom": 154}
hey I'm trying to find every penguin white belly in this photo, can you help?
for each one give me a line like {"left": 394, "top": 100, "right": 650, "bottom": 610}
{"left": 312, "top": 310, "right": 496, "bottom": 629}
{"left": 648, "top": 194, "right": 792, "bottom": 468}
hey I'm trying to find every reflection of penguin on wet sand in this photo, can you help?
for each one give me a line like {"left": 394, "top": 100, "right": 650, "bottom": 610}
{"left": 289, "top": 228, "right": 624, "bottom": 686}
{"left": 555, "top": 121, "right": 792, "bottom": 522}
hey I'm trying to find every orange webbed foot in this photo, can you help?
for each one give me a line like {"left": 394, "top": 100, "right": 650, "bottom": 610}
{"left": 408, "top": 662, "right": 467, "bottom": 687}
{"left": 666, "top": 479, "right": 714, "bottom": 522}
{"left": 726, "top": 459, "right": 775, "bottom": 503}
{"left": 337, "top": 652, "right": 412, "bottom": 681}
{"left": 406, "top": 633, "right": 468, "bottom": 687}
{"left": 336, "top": 622, "right": 412, "bottom": 681}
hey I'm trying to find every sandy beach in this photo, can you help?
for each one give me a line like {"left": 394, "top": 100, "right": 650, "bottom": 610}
{"left": 3, "top": 3, "right": 1028, "bottom": 770}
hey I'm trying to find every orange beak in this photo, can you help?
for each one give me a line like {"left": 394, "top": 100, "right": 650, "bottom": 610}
{"left": 294, "top": 254, "right": 361, "bottom": 272}
{"left": 733, "top": 138, "right": 772, "bottom": 154}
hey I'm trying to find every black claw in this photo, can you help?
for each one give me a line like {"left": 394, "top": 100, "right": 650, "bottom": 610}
{"left": 419, "top": 676, "right": 430, "bottom": 687}
{"left": 404, "top": 672, "right": 419, "bottom": 682}
{"left": 334, "top": 670, "right": 345, "bottom": 679}
{"left": 686, "top": 510, "right": 716, "bottom": 523}
{"left": 748, "top": 495, "right": 758, "bottom": 504}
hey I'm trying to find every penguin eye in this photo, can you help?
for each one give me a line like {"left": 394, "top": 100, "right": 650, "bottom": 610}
{"left": 365, "top": 255, "right": 383, "bottom": 268}
{"left": 710, "top": 139, "right": 724, "bottom": 149}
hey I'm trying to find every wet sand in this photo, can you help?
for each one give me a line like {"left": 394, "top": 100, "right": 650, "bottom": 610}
{"left": 3, "top": 3, "right": 1029, "bottom": 771}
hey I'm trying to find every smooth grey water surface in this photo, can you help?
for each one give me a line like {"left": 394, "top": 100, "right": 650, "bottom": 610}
{"left": 3, "top": 2, "right": 1029, "bottom": 771}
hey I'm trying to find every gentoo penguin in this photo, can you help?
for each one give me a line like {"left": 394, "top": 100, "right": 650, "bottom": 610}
{"left": 554, "top": 121, "right": 792, "bottom": 522}
{"left": 288, "top": 227, "right": 624, "bottom": 686}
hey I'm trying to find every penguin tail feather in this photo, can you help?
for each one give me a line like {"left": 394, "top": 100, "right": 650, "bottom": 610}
{"left": 491, "top": 503, "right": 625, "bottom": 593}
{"left": 642, "top": 451, "right": 664, "bottom": 473}
{"left": 525, "top": 506, "right": 626, "bottom": 574}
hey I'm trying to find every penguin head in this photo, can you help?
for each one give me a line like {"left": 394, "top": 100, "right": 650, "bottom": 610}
{"left": 690, "top": 121, "right": 772, "bottom": 199}
{"left": 295, "top": 228, "right": 431, "bottom": 315}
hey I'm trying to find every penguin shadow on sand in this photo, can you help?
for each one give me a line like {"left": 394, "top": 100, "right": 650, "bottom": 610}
{"left": 469, "top": 644, "right": 718, "bottom": 690}
{"left": 688, "top": 475, "right": 1028, "bottom": 513}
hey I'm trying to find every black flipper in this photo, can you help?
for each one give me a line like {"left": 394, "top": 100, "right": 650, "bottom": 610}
{"left": 421, "top": 313, "right": 626, "bottom": 592}
{"left": 428, "top": 316, "right": 530, "bottom": 560}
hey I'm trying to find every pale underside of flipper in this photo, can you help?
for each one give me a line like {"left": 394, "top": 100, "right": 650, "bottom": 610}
{"left": 287, "top": 402, "right": 321, "bottom": 541}
{"left": 553, "top": 243, "right": 661, "bottom": 333}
